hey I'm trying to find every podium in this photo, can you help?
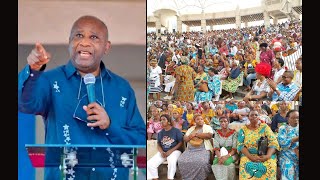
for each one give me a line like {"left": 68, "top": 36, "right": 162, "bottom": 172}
{"left": 25, "top": 144, "right": 146, "bottom": 180}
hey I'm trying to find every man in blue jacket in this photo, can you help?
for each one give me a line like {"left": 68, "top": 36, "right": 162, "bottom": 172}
{"left": 18, "top": 15, "right": 146, "bottom": 180}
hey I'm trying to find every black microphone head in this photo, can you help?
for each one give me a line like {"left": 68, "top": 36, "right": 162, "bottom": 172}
{"left": 83, "top": 73, "right": 96, "bottom": 85}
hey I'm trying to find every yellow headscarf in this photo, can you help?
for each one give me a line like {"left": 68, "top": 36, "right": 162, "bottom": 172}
{"left": 172, "top": 107, "right": 184, "bottom": 115}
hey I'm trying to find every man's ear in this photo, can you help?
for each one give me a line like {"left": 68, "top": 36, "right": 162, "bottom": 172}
{"left": 105, "top": 41, "right": 111, "bottom": 54}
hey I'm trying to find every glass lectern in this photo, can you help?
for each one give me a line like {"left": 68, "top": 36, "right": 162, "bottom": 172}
{"left": 25, "top": 144, "right": 146, "bottom": 180}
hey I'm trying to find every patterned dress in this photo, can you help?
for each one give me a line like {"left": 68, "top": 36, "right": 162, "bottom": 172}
{"left": 178, "top": 128, "right": 212, "bottom": 180}
{"left": 278, "top": 125, "right": 299, "bottom": 180}
{"left": 237, "top": 123, "right": 279, "bottom": 180}
{"left": 174, "top": 65, "right": 196, "bottom": 101}
{"left": 149, "top": 65, "right": 163, "bottom": 93}
{"left": 147, "top": 119, "right": 163, "bottom": 140}
{"left": 222, "top": 70, "right": 244, "bottom": 93}
{"left": 194, "top": 75, "right": 221, "bottom": 103}
{"left": 212, "top": 129, "right": 238, "bottom": 180}
{"left": 201, "top": 109, "right": 215, "bottom": 125}
{"left": 260, "top": 50, "right": 275, "bottom": 68}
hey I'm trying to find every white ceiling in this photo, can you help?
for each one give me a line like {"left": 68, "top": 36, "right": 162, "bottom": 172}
{"left": 147, "top": 0, "right": 263, "bottom": 16}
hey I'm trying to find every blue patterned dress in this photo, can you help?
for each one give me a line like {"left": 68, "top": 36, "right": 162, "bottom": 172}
{"left": 277, "top": 125, "right": 299, "bottom": 180}
{"left": 194, "top": 75, "right": 221, "bottom": 103}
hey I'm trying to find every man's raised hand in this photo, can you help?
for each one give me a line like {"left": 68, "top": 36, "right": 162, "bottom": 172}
{"left": 27, "top": 43, "right": 51, "bottom": 71}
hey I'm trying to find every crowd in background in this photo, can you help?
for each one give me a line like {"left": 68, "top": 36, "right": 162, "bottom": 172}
{"left": 147, "top": 20, "right": 301, "bottom": 180}
{"left": 147, "top": 21, "right": 302, "bottom": 103}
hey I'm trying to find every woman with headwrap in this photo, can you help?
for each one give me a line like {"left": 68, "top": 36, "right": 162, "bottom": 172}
{"left": 243, "top": 62, "right": 271, "bottom": 101}
{"left": 163, "top": 56, "right": 196, "bottom": 101}
{"left": 172, "top": 108, "right": 189, "bottom": 134}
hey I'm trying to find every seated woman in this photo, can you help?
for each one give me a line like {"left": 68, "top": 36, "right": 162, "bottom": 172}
{"left": 237, "top": 110, "right": 280, "bottom": 180}
{"left": 200, "top": 101, "right": 215, "bottom": 125}
{"left": 172, "top": 108, "right": 189, "bottom": 133}
{"left": 177, "top": 114, "right": 214, "bottom": 180}
{"left": 167, "top": 103, "right": 176, "bottom": 117}
{"left": 194, "top": 67, "right": 222, "bottom": 103}
{"left": 204, "top": 59, "right": 213, "bottom": 73}
{"left": 210, "top": 104, "right": 225, "bottom": 131}
{"left": 221, "top": 60, "right": 243, "bottom": 100}
{"left": 147, "top": 108, "right": 163, "bottom": 140}
{"left": 243, "top": 62, "right": 271, "bottom": 102}
{"left": 218, "top": 61, "right": 231, "bottom": 80}
{"left": 243, "top": 54, "right": 257, "bottom": 91}
{"left": 193, "top": 65, "right": 209, "bottom": 96}
{"left": 271, "top": 101, "right": 290, "bottom": 133}
{"left": 184, "top": 102, "right": 195, "bottom": 127}
{"left": 277, "top": 110, "right": 299, "bottom": 180}
{"left": 211, "top": 116, "right": 238, "bottom": 180}
{"left": 160, "top": 103, "right": 170, "bottom": 116}
{"left": 147, "top": 114, "right": 184, "bottom": 180}
{"left": 253, "top": 102, "right": 272, "bottom": 125}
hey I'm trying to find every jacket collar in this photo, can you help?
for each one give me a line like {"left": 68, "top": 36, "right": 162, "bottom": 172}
{"left": 64, "top": 60, "right": 112, "bottom": 79}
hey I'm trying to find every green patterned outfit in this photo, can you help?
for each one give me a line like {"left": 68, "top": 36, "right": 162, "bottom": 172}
{"left": 237, "top": 123, "right": 279, "bottom": 180}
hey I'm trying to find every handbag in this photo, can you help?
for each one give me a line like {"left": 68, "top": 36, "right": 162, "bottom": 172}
{"left": 257, "top": 136, "right": 268, "bottom": 156}
{"left": 189, "top": 136, "right": 204, "bottom": 147}
{"left": 199, "top": 82, "right": 209, "bottom": 92}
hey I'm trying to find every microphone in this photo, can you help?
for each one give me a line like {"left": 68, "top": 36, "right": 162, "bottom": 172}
{"left": 83, "top": 73, "right": 97, "bottom": 123}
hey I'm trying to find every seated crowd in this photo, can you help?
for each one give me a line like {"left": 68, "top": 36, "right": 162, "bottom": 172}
{"left": 147, "top": 100, "right": 299, "bottom": 180}
{"left": 147, "top": 21, "right": 302, "bottom": 103}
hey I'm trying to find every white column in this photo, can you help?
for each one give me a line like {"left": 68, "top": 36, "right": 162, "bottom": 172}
{"left": 201, "top": 19, "right": 206, "bottom": 33}
{"left": 186, "top": 26, "right": 190, "bottom": 32}
{"left": 263, "top": 10, "right": 270, "bottom": 28}
{"left": 155, "top": 15, "right": 161, "bottom": 37}
{"left": 273, "top": 17, "right": 278, "bottom": 25}
{"left": 201, "top": 10, "right": 206, "bottom": 33}
{"left": 262, "top": 0, "right": 270, "bottom": 28}
{"left": 236, "top": 5, "right": 241, "bottom": 29}
{"left": 177, "top": 16, "right": 182, "bottom": 33}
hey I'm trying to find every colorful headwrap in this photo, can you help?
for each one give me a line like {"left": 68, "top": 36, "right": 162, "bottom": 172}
{"left": 255, "top": 62, "right": 272, "bottom": 77}
{"left": 168, "top": 104, "right": 177, "bottom": 109}
{"left": 172, "top": 108, "right": 183, "bottom": 115}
